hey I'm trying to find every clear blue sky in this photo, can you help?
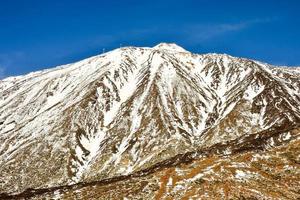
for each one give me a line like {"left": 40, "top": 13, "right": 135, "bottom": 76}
{"left": 0, "top": 0, "right": 300, "bottom": 78}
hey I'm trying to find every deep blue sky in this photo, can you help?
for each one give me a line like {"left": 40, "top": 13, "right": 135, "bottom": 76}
{"left": 1, "top": 0, "right": 300, "bottom": 78}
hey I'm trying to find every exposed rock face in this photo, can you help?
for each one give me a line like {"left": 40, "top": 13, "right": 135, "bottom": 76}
{"left": 0, "top": 43, "right": 299, "bottom": 199}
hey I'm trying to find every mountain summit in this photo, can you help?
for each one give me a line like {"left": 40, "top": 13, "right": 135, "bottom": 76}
{"left": 0, "top": 44, "right": 299, "bottom": 199}
{"left": 153, "top": 42, "right": 188, "bottom": 52}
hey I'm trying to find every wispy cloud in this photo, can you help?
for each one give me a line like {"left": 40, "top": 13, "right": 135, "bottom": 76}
{"left": 0, "top": 52, "right": 26, "bottom": 78}
{"left": 182, "top": 18, "right": 276, "bottom": 43}
{"left": 75, "top": 18, "right": 273, "bottom": 53}
{"left": 0, "top": 52, "right": 26, "bottom": 66}
{"left": 91, "top": 18, "right": 277, "bottom": 47}
{"left": 0, "top": 67, "right": 5, "bottom": 79}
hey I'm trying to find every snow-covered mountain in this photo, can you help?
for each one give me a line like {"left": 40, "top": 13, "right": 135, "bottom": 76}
{"left": 0, "top": 43, "right": 299, "bottom": 199}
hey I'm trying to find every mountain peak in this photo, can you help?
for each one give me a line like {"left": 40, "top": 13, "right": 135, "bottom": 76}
{"left": 153, "top": 43, "right": 188, "bottom": 52}
{"left": 1, "top": 43, "right": 300, "bottom": 199}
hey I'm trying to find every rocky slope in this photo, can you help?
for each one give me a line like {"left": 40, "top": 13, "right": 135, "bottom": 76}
{"left": 0, "top": 43, "right": 299, "bottom": 199}
{"left": 28, "top": 130, "right": 300, "bottom": 200}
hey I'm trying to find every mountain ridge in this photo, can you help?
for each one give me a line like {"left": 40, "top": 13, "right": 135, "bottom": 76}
{"left": 1, "top": 43, "right": 300, "bottom": 82}
{"left": 0, "top": 43, "right": 299, "bottom": 199}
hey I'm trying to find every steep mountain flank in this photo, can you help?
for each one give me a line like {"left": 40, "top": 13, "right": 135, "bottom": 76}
{"left": 0, "top": 43, "right": 299, "bottom": 199}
